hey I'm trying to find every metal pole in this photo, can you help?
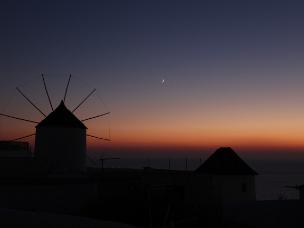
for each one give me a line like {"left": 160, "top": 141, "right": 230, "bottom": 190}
{"left": 41, "top": 74, "right": 54, "bottom": 111}
{"left": 81, "top": 112, "right": 110, "bottom": 122}
{"left": 72, "top": 88, "right": 96, "bottom": 113}
{"left": 185, "top": 158, "right": 188, "bottom": 170}
{"left": 0, "top": 113, "right": 39, "bottom": 124}
{"left": 16, "top": 87, "right": 46, "bottom": 117}
{"left": 10, "top": 133, "right": 36, "bottom": 141}
{"left": 86, "top": 134, "right": 111, "bottom": 141}
{"left": 63, "top": 74, "right": 72, "bottom": 103}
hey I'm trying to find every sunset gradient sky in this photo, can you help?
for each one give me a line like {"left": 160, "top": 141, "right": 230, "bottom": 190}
{"left": 2, "top": 0, "right": 304, "bottom": 160}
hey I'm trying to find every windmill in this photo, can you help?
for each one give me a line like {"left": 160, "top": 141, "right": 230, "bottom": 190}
{"left": 0, "top": 74, "right": 110, "bottom": 174}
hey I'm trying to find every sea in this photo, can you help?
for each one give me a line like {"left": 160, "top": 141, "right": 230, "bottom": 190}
{"left": 91, "top": 157, "right": 304, "bottom": 200}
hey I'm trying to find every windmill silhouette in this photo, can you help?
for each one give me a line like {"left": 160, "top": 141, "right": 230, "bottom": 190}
{"left": 0, "top": 74, "right": 110, "bottom": 173}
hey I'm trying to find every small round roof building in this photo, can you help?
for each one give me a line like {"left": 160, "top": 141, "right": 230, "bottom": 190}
{"left": 34, "top": 101, "right": 87, "bottom": 174}
{"left": 195, "top": 147, "right": 257, "bottom": 175}
{"left": 193, "top": 147, "right": 257, "bottom": 202}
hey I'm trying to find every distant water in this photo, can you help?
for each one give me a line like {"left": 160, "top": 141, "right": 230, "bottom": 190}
{"left": 255, "top": 173, "right": 302, "bottom": 200}
{"left": 251, "top": 160, "right": 304, "bottom": 200}
{"left": 88, "top": 156, "right": 304, "bottom": 200}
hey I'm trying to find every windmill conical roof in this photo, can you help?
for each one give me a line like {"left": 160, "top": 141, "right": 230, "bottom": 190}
{"left": 36, "top": 101, "right": 87, "bottom": 129}
{"left": 195, "top": 147, "right": 257, "bottom": 175}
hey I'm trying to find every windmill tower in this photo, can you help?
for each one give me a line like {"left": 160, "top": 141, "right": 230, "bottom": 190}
{"left": 0, "top": 74, "right": 110, "bottom": 174}
{"left": 35, "top": 101, "right": 87, "bottom": 173}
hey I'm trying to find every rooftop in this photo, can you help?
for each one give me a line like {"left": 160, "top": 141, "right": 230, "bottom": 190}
{"left": 195, "top": 147, "right": 257, "bottom": 175}
{"left": 36, "top": 101, "right": 87, "bottom": 129}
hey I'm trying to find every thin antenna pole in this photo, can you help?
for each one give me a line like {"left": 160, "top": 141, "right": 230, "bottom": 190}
{"left": 185, "top": 158, "right": 188, "bottom": 170}
{"left": 0, "top": 113, "right": 39, "bottom": 124}
{"left": 72, "top": 88, "right": 96, "bottom": 113}
{"left": 16, "top": 87, "right": 46, "bottom": 117}
{"left": 10, "top": 133, "right": 36, "bottom": 141}
{"left": 147, "top": 158, "right": 151, "bottom": 167}
{"left": 100, "top": 159, "right": 104, "bottom": 171}
{"left": 41, "top": 74, "right": 54, "bottom": 111}
{"left": 86, "top": 134, "right": 111, "bottom": 141}
{"left": 99, "top": 157, "right": 120, "bottom": 171}
{"left": 81, "top": 112, "right": 110, "bottom": 122}
{"left": 63, "top": 74, "right": 71, "bottom": 103}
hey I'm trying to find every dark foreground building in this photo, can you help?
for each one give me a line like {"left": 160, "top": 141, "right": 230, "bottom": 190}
{"left": 0, "top": 103, "right": 260, "bottom": 227}
{"left": 0, "top": 145, "right": 259, "bottom": 227}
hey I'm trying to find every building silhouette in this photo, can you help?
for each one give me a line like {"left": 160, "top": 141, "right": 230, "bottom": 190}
{"left": 35, "top": 101, "right": 87, "bottom": 174}
{"left": 195, "top": 147, "right": 257, "bottom": 203}
{"left": 0, "top": 99, "right": 262, "bottom": 226}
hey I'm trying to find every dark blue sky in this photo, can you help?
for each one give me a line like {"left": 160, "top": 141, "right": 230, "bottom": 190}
{"left": 2, "top": 0, "right": 304, "bottom": 159}
{"left": 3, "top": 0, "right": 304, "bottom": 76}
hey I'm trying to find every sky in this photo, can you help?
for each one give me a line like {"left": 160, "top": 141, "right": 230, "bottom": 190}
{"left": 2, "top": 0, "right": 304, "bottom": 162}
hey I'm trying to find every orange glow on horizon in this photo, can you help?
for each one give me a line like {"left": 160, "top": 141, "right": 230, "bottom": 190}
{"left": 87, "top": 127, "right": 304, "bottom": 152}
{"left": 3, "top": 94, "right": 304, "bottom": 155}
{"left": 3, "top": 117, "right": 304, "bottom": 152}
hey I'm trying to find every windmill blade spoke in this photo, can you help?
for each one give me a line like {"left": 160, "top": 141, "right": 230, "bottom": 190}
{"left": 10, "top": 133, "right": 36, "bottom": 141}
{"left": 0, "top": 113, "right": 39, "bottom": 124}
{"left": 16, "top": 87, "right": 46, "bottom": 117}
{"left": 63, "top": 74, "right": 72, "bottom": 103}
{"left": 72, "top": 88, "right": 96, "bottom": 113}
{"left": 86, "top": 134, "right": 111, "bottom": 141}
{"left": 81, "top": 112, "right": 110, "bottom": 122}
{"left": 41, "top": 73, "right": 54, "bottom": 111}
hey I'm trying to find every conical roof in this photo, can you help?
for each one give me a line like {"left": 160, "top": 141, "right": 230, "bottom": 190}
{"left": 195, "top": 147, "right": 257, "bottom": 175}
{"left": 36, "top": 101, "right": 87, "bottom": 129}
